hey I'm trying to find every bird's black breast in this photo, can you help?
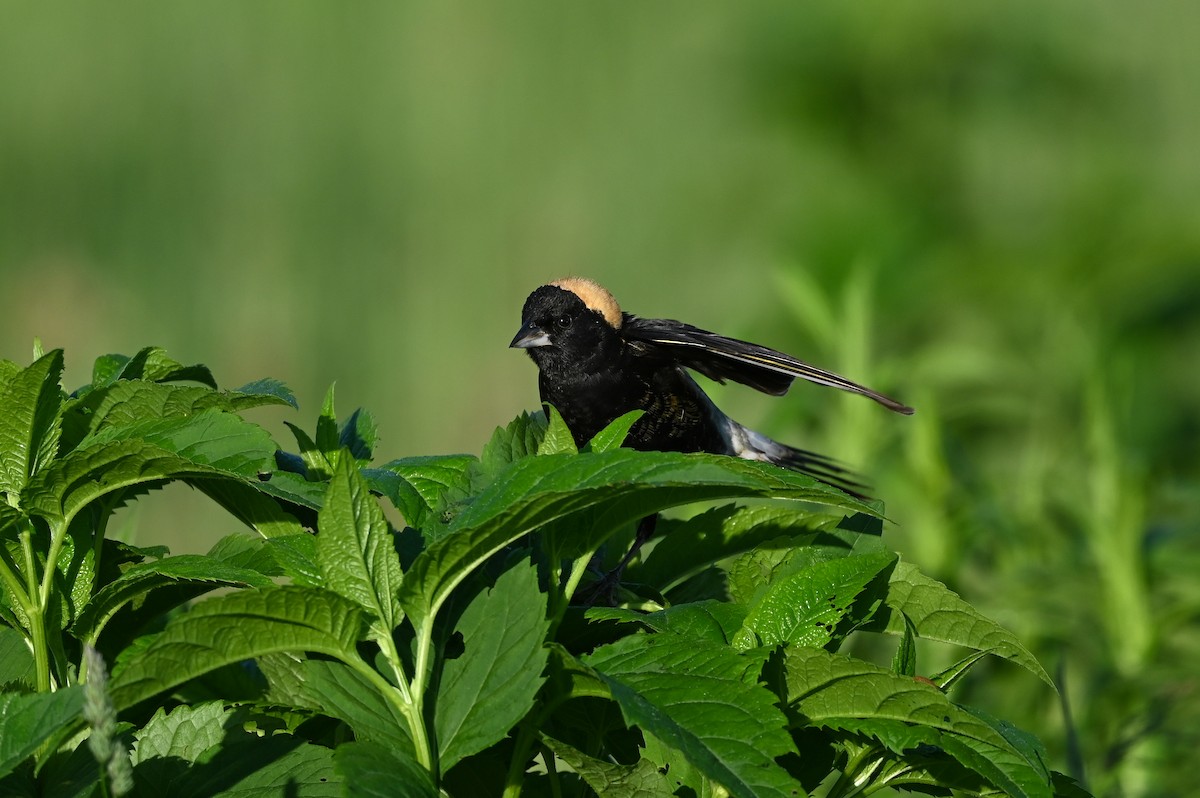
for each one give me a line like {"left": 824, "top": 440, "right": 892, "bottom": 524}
{"left": 538, "top": 348, "right": 728, "bottom": 454}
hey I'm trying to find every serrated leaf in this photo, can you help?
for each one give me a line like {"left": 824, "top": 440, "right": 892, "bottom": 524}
{"left": 734, "top": 550, "right": 896, "bottom": 651}
{"left": 24, "top": 411, "right": 276, "bottom": 525}
{"left": 72, "top": 554, "right": 276, "bottom": 645}
{"left": 333, "top": 741, "right": 435, "bottom": 798}
{"left": 0, "top": 349, "right": 64, "bottom": 495}
{"left": 232, "top": 378, "right": 297, "bottom": 409}
{"left": 478, "top": 411, "right": 546, "bottom": 478}
{"left": 131, "top": 701, "right": 340, "bottom": 797}
{"left": 284, "top": 422, "right": 334, "bottom": 481}
{"left": 634, "top": 506, "right": 873, "bottom": 594}
{"left": 0, "top": 686, "right": 85, "bottom": 781}
{"left": 541, "top": 735, "right": 673, "bottom": 797}
{"left": 317, "top": 456, "right": 404, "bottom": 636}
{"left": 587, "top": 600, "right": 748, "bottom": 646}
{"left": 583, "top": 636, "right": 802, "bottom": 798}
{"left": 109, "top": 586, "right": 366, "bottom": 710}
{"left": 339, "top": 408, "right": 378, "bottom": 462}
{"left": 131, "top": 347, "right": 218, "bottom": 388}
{"left": 436, "top": 559, "right": 549, "bottom": 769}
{"left": 365, "top": 454, "right": 477, "bottom": 529}
{"left": 537, "top": 405, "right": 578, "bottom": 455}
{"left": 891, "top": 612, "right": 918, "bottom": 677}
{"left": 399, "top": 449, "right": 873, "bottom": 630}
{"left": 60, "top": 380, "right": 293, "bottom": 453}
{"left": 192, "top": 481, "right": 308, "bottom": 541}
{"left": 259, "top": 654, "right": 413, "bottom": 754}
{"left": 582, "top": 409, "right": 645, "bottom": 454}
{"left": 784, "top": 646, "right": 1053, "bottom": 798}
{"left": 316, "top": 384, "right": 339, "bottom": 460}
{"left": 874, "top": 561, "right": 1053, "bottom": 687}
{"left": 0, "top": 628, "right": 35, "bottom": 689}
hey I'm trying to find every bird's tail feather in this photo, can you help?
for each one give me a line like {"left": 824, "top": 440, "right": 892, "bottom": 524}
{"left": 732, "top": 425, "right": 870, "bottom": 500}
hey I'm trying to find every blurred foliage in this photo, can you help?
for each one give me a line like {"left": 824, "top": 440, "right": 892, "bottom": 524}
{"left": 0, "top": 2, "right": 1196, "bottom": 796}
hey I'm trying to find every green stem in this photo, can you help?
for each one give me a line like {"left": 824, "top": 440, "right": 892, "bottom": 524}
{"left": 346, "top": 652, "right": 436, "bottom": 774}
{"left": 19, "top": 527, "right": 54, "bottom": 692}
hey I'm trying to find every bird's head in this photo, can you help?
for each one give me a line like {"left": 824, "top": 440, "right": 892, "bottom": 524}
{"left": 510, "top": 277, "right": 625, "bottom": 371}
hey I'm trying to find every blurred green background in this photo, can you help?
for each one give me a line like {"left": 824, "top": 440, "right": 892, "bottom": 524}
{"left": 2, "top": 3, "right": 1197, "bottom": 795}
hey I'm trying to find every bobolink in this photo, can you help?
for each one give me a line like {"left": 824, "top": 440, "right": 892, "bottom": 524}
{"left": 510, "top": 277, "right": 912, "bottom": 497}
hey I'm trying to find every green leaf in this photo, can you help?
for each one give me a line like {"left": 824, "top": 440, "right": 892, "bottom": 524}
{"left": 316, "top": 384, "right": 340, "bottom": 460}
{"left": 0, "top": 686, "right": 85, "bottom": 781}
{"left": 874, "top": 561, "right": 1054, "bottom": 687}
{"left": 265, "top": 534, "right": 322, "bottom": 586}
{"left": 436, "top": 559, "right": 549, "bottom": 770}
{"left": 541, "top": 735, "right": 673, "bottom": 797}
{"left": 584, "top": 635, "right": 802, "bottom": 798}
{"left": 891, "top": 612, "right": 918, "bottom": 677}
{"left": 61, "top": 379, "right": 293, "bottom": 453}
{"left": 0, "top": 349, "right": 64, "bottom": 495}
{"left": 284, "top": 421, "right": 334, "bottom": 481}
{"left": 317, "top": 456, "right": 405, "bottom": 636}
{"left": 131, "top": 701, "right": 340, "bottom": 797}
{"left": 109, "top": 586, "right": 366, "bottom": 710}
{"left": 339, "top": 408, "right": 378, "bottom": 463}
{"left": 582, "top": 409, "right": 644, "bottom": 454}
{"left": 479, "top": 411, "right": 546, "bottom": 477}
{"left": 399, "top": 450, "right": 873, "bottom": 630}
{"left": 784, "top": 646, "right": 1053, "bottom": 798}
{"left": 0, "top": 627, "right": 35, "bottom": 689}
{"left": 232, "top": 377, "right": 298, "bottom": 409}
{"left": 24, "top": 410, "right": 276, "bottom": 525}
{"left": 333, "top": 741, "right": 435, "bottom": 798}
{"left": 72, "top": 554, "right": 277, "bottom": 645}
{"left": 634, "top": 506, "right": 872, "bottom": 594}
{"left": 587, "top": 600, "right": 748, "bottom": 646}
{"left": 259, "top": 654, "right": 413, "bottom": 754}
{"left": 192, "top": 481, "right": 309, "bottom": 541}
{"left": 366, "top": 454, "right": 476, "bottom": 529}
{"left": 537, "top": 405, "right": 578, "bottom": 455}
{"left": 733, "top": 550, "right": 896, "bottom": 651}
{"left": 127, "top": 347, "right": 218, "bottom": 388}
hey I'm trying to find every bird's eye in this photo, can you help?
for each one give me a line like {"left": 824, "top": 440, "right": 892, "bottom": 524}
{"left": 554, "top": 315, "right": 573, "bottom": 330}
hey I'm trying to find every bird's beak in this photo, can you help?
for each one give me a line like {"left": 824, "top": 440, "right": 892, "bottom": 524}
{"left": 510, "top": 321, "right": 552, "bottom": 349}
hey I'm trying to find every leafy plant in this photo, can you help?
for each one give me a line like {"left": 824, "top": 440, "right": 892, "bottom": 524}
{"left": 0, "top": 347, "right": 1087, "bottom": 797}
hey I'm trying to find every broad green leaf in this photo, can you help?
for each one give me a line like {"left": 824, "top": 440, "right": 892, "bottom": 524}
{"left": 584, "top": 635, "right": 802, "bottom": 798}
{"left": 131, "top": 701, "right": 340, "bottom": 797}
{"left": 366, "top": 454, "right": 477, "bottom": 528}
{"left": 109, "top": 586, "right": 366, "bottom": 710}
{"left": 587, "top": 600, "right": 748, "bottom": 646}
{"left": 339, "top": 407, "right": 378, "bottom": 463}
{"left": 733, "top": 550, "right": 896, "bottom": 650}
{"left": 317, "top": 456, "right": 404, "bottom": 636}
{"left": 583, "top": 409, "right": 644, "bottom": 454}
{"left": 0, "top": 349, "right": 64, "bottom": 495}
{"left": 478, "top": 411, "right": 546, "bottom": 477}
{"left": 232, "top": 377, "right": 298, "bottom": 409}
{"left": 283, "top": 421, "right": 334, "bottom": 481}
{"left": 72, "top": 554, "right": 276, "bottom": 645}
{"left": 541, "top": 735, "right": 673, "bottom": 797}
{"left": 259, "top": 654, "right": 413, "bottom": 754}
{"left": 634, "top": 506, "right": 875, "bottom": 593}
{"left": 252, "top": 469, "right": 328, "bottom": 512}
{"left": 873, "top": 561, "right": 1053, "bottom": 687}
{"left": 124, "top": 347, "right": 218, "bottom": 388}
{"left": 316, "top": 384, "right": 340, "bottom": 460}
{"left": 333, "top": 741, "right": 435, "bottom": 798}
{"left": 192, "top": 481, "right": 308, "bottom": 541}
{"left": 436, "top": 559, "right": 549, "bottom": 770}
{"left": 264, "top": 534, "right": 321, "bottom": 586}
{"left": 0, "top": 686, "right": 85, "bottom": 781}
{"left": 399, "top": 450, "right": 873, "bottom": 630}
{"left": 784, "top": 646, "right": 1052, "bottom": 798}
{"left": 0, "top": 627, "right": 34, "bottom": 689}
{"left": 60, "top": 379, "right": 292, "bottom": 452}
{"left": 24, "top": 410, "right": 276, "bottom": 524}
{"left": 537, "top": 405, "right": 578, "bottom": 455}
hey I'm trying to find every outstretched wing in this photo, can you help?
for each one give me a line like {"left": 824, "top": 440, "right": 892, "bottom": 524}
{"left": 623, "top": 315, "right": 914, "bottom": 415}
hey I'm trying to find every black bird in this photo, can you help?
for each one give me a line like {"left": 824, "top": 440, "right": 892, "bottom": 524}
{"left": 510, "top": 277, "right": 913, "bottom": 497}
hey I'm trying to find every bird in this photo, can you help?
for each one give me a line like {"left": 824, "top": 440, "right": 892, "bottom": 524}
{"left": 510, "top": 277, "right": 913, "bottom": 497}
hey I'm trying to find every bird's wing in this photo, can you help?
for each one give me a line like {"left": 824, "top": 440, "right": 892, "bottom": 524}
{"left": 623, "top": 316, "right": 914, "bottom": 414}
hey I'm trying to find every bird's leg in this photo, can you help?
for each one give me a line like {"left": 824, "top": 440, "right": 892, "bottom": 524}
{"left": 578, "top": 514, "right": 659, "bottom": 607}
